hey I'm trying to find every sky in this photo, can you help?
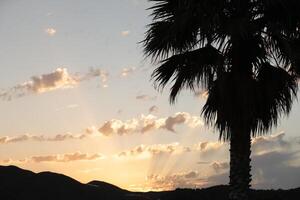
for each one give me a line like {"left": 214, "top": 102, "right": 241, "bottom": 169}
{"left": 0, "top": 0, "right": 300, "bottom": 191}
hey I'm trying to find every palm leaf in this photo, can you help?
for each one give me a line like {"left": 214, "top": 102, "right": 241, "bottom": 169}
{"left": 152, "top": 46, "right": 224, "bottom": 103}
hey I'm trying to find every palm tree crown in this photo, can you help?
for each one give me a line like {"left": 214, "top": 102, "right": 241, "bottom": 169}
{"left": 143, "top": 0, "right": 299, "bottom": 141}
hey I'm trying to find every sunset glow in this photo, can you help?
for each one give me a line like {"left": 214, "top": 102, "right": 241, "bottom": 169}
{"left": 1, "top": 0, "right": 300, "bottom": 192}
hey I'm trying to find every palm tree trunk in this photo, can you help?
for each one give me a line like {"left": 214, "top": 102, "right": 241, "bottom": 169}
{"left": 229, "top": 128, "right": 252, "bottom": 200}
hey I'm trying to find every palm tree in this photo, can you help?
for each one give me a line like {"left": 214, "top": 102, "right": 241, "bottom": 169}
{"left": 143, "top": 1, "right": 300, "bottom": 199}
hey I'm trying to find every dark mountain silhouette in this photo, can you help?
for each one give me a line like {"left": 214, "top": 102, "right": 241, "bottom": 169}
{"left": 0, "top": 165, "right": 299, "bottom": 200}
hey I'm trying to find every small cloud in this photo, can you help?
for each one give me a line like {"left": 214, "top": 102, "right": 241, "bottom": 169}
{"left": 149, "top": 105, "right": 159, "bottom": 114}
{"left": 211, "top": 162, "right": 229, "bottom": 173}
{"left": 45, "top": 28, "right": 57, "bottom": 36}
{"left": 85, "top": 126, "right": 97, "bottom": 135}
{"left": 195, "top": 90, "right": 208, "bottom": 99}
{"left": 136, "top": 94, "right": 157, "bottom": 101}
{"left": 117, "top": 142, "right": 183, "bottom": 158}
{"left": 80, "top": 68, "right": 109, "bottom": 88}
{"left": 194, "top": 141, "right": 224, "bottom": 153}
{"left": 121, "top": 67, "right": 136, "bottom": 77}
{"left": 121, "top": 30, "right": 130, "bottom": 36}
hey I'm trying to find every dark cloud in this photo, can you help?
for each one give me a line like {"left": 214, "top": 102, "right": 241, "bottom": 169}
{"left": 211, "top": 162, "right": 229, "bottom": 173}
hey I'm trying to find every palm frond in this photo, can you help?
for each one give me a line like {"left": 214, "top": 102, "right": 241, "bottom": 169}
{"left": 151, "top": 46, "right": 224, "bottom": 103}
{"left": 202, "top": 63, "right": 298, "bottom": 141}
{"left": 256, "top": 63, "right": 298, "bottom": 135}
{"left": 259, "top": 0, "right": 300, "bottom": 34}
{"left": 144, "top": 0, "right": 228, "bottom": 59}
{"left": 143, "top": 20, "right": 199, "bottom": 59}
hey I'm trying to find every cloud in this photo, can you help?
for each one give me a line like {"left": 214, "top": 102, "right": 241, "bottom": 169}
{"left": 85, "top": 126, "right": 97, "bottom": 135}
{"left": 163, "top": 112, "right": 190, "bottom": 132}
{"left": 25, "top": 68, "right": 77, "bottom": 93}
{"left": 136, "top": 94, "right": 157, "bottom": 101}
{"left": 0, "top": 67, "right": 108, "bottom": 101}
{"left": 149, "top": 105, "right": 159, "bottom": 114}
{"left": 99, "top": 119, "right": 139, "bottom": 136}
{"left": 120, "top": 67, "right": 136, "bottom": 77}
{"left": 31, "top": 152, "right": 103, "bottom": 163}
{"left": 45, "top": 28, "right": 56, "bottom": 36}
{"left": 202, "top": 133, "right": 300, "bottom": 189}
{"left": 194, "top": 141, "right": 224, "bottom": 153}
{"left": 121, "top": 30, "right": 130, "bottom": 36}
{"left": 145, "top": 170, "right": 203, "bottom": 191}
{"left": 0, "top": 112, "right": 202, "bottom": 145}
{"left": 117, "top": 143, "right": 184, "bottom": 158}
{"left": 251, "top": 150, "right": 300, "bottom": 189}
{"left": 1, "top": 152, "right": 104, "bottom": 164}
{"left": 194, "top": 90, "right": 209, "bottom": 99}
{"left": 79, "top": 68, "right": 109, "bottom": 88}
{"left": 98, "top": 112, "right": 203, "bottom": 136}
{"left": 211, "top": 162, "right": 229, "bottom": 173}
{"left": 252, "top": 132, "right": 289, "bottom": 154}
{"left": 0, "top": 132, "right": 90, "bottom": 144}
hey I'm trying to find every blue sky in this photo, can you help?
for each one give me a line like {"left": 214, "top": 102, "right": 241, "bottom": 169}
{"left": 0, "top": 0, "right": 300, "bottom": 191}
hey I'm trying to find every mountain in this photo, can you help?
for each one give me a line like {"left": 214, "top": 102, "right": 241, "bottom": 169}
{"left": 0, "top": 165, "right": 299, "bottom": 200}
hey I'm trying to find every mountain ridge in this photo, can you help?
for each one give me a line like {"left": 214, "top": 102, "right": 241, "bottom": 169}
{"left": 0, "top": 165, "right": 299, "bottom": 200}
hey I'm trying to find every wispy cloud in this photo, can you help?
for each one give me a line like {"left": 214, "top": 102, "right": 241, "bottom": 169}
{"left": 0, "top": 132, "right": 89, "bottom": 144}
{"left": 1, "top": 152, "right": 103, "bottom": 164}
{"left": 31, "top": 152, "right": 103, "bottom": 163}
{"left": 136, "top": 94, "right": 157, "bottom": 101}
{"left": 117, "top": 143, "right": 185, "bottom": 158}
{"left": 79, "top": 68, "right": 109, "bottom": 88}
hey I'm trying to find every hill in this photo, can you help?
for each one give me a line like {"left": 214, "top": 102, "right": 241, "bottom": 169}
{"left": 0, "top": 165, "right": 299, "bottom": 200}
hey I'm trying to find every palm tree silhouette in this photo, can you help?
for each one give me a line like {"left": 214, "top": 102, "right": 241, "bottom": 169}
{"left": 143, "top": 1, "right": 300, "bottom": 199}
